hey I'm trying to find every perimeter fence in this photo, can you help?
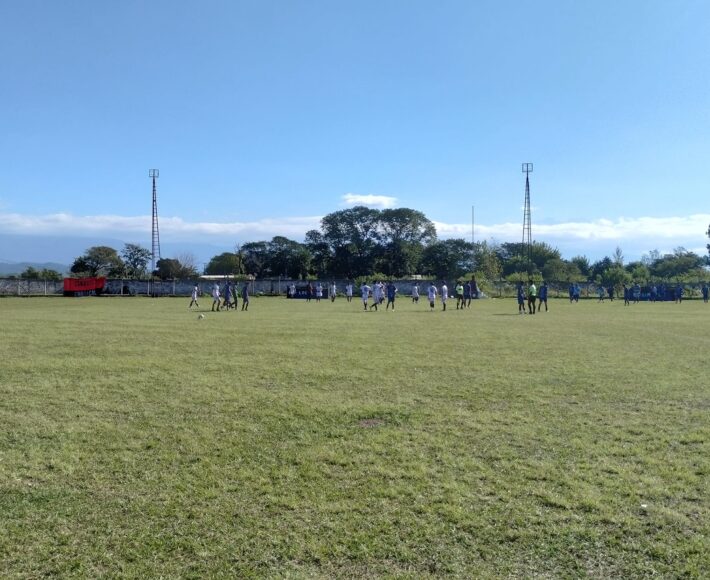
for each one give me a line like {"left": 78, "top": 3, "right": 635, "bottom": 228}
{"left": 1, "top": 277, "right": 708, "bottom": 300}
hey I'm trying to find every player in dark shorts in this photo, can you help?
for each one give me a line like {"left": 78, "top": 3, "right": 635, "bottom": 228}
{"left": 385, "top": 282, "right": 397, "bottom": 310}
{"left": 538, "top": 281, "right": 548, "bottom": 312}
{"left": 241, "top": 283, "right": 250, "bottom": 311}
{"left": 517, "top": 281, "right": 526, "bottom": 314}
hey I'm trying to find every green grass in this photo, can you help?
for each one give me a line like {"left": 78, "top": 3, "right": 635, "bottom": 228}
{"left": 0, "top": 296, "right": 708, "bottom": 578}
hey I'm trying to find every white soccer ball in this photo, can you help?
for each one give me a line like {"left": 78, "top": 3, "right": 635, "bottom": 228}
{"left": 198, "top": 314, "right": 205, "bottom": 320}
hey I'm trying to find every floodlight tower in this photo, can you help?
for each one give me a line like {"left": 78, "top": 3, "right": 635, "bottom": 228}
{"left": 149, "top": 169, "right": 161, "bottom": 273}
{"left": 521, "top": 163, "right": 533, "bottom": 275}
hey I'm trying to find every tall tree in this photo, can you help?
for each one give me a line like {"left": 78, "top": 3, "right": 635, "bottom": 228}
{"left": 240, "top": 242, "right": 270, "bottom": 277}
{"left": 497, "top": 241, "right": 561, "bottom": 276}
{"left": 267, "top": 236, "right": 311, "bottom": 279}
{"left": 155, "top": 257, "right": 198, "bottom": 279}
{"left": 570, "top": 255, "right": 591, "bottom": 278}
{"left": 320, "top": 206, "right": 381, "bottom": 277}
{"left": 205, "top": 252, "right": 243, "bottom": 276}
{"left": 420, "top": 239, "right": 473, "bottom": 280}
{"left": 71, "top": 246, "right": 124, "bottom": 277}
{"left": 472, "top": 241, "right": 502, "bottom": 281}
{"left": 377, "top": 208, "right": 436, "bottom": 277}
{"left": 304, "top": 230, "right": 331, "bottom": 277}
{"left": 590, "top": 257, "right": 613, "bottom": 281}
{"left": 121, "top": 243, "right": 152, "bottom": 278}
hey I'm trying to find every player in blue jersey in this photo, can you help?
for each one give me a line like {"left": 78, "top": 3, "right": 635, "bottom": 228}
{"left": 538, "top": 281, "right": 548, "bottom": 312}
{"left": 517, "top": 281, "right": 526, "bottom": 314}
{"left": 385, "top": 281, "right": 397, "bottom": 310}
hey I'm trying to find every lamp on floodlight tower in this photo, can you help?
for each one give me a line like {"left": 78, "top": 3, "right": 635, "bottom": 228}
{"left": 149, "top": 169, "right": 161, "bottom": 274}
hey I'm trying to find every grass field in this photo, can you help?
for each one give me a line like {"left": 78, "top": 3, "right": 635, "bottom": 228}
{"left": 0, "top": 295, "right": 708, "bottom": 578}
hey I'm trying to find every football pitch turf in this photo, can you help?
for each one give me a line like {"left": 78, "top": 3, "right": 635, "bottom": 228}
{"left": 1, "top": 296, "right": 708, "bottom": 577}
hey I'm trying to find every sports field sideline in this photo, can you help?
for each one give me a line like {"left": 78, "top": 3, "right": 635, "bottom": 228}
{"left": 1, "top": 296, "right": 708, "bottom": 577}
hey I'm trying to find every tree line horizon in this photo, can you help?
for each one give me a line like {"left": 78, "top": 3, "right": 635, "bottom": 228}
{"left": 18, "top": 207, "right": 710, "bottom": 286}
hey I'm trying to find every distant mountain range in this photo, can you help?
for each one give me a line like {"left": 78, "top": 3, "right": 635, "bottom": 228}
{"left": 0, "top": 261, "right": 70, "bottom": 276}
{"left": 0, "top": 233, "right": 232, "bottom": 274}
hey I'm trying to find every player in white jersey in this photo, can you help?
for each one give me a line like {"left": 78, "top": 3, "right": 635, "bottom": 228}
{"left": 330, "top": 282, "right": 337, "bottom": 302}
{"left": 361, "top": 283, "right": 371, "bottom": 310}
{"left": 411, "top": 283, "right": 419, "bottom": 303}
{"left": 345, "top": 283, "right": 353, "bottom": 302}
{"left": 211, "top": 283, "right": 221, "bottom": 311}
{"left": 427, "top": 282, "right": 438, "bottom": 311}
{"left": 441, "top": 282, "right": 449, "bottom": 311}
{"left": 371, "top": 282, "right": 380, "bottom": 311}
{"left": 188, "top": 284, "right": 200, "bottom": 309}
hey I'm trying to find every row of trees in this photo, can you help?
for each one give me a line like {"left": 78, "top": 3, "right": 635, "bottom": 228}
{"left": 65, "top": 211, "right": 710, "bottom": 283}
{"left": 69, "top": 244, "right": 199, "bottom": 279}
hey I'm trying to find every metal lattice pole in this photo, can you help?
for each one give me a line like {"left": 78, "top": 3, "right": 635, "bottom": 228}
{"left": 149, "top": 169, "right": 161, "bottom": 273}
{"left": 521, "top": 163, "right": 533, "bottom": 275}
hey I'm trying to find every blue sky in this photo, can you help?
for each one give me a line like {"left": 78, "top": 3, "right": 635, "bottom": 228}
{"left": 1, "top": 0, "right": 709, "bottom": 266}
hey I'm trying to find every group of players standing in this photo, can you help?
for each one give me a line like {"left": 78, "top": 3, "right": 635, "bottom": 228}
{"left": 188, "top": 282, "right": 250, "bottom": 312}
{"left": 356, "top": 278, "right": 480, "bottom": 312}
{"left": 516, "top": 280, "right": 549, "bottom": 315}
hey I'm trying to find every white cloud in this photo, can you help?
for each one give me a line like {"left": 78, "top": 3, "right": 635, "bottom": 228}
{"left": 1, "top": 211, "right": 707, "bottom": 261}
{"left": 434, "top": 214, "right": 710, "bottom": 242}
{"left": 0, "top": 212, "right": 321, "bottom": 240}
{"left": 341, "top": 193, "right": 397, "bottom": 208}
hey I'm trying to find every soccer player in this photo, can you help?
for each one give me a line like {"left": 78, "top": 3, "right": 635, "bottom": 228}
{"left": 527, "top": 279, "right": 537, "bottom": 314}
{"left": 232, "top": 284, "right": 239, "bottom": 309}
{"left": 315, "top": 283, "right": 323, "bottom": 303}
{"left": 702, "top": 283, "right": 709, "bottom": 303}
{"left": 306, "top": 283, "right": 313, "bottom": 302}
{"left": 330, "top": 282, "right": 337, "bottom": 302}
{"left": 241, "top": 283, "right": 249, "bottom": 311}
{"left": 361, "top": 282, "right": 371, "bottom": 311}
{"left": 650, "top": 285, "right": 657, "bottom": 303}
{"left": 371, "top": 281, "right": 380, "bottom": 311}
{"left": 463, "top": 281, "right": 471, "bottom": 309}
{"left": 632, "top": 283, "right": 641, "bottom": 304}
{"left": 385, "top": 281, "right": 397, "bottom": 310}
{"left": 345, "top": 282, "right": 353, "bottom": 303}
{"left": 471, "top": 277, "right": 479, "bottom": 304}
{"left": 539, "top": 281, "right": 548, "bottom": 312}
{"left": 188, "top": 284, "right": 200, "bottom": 309}
{"left": 623, "top": 284, "right": 630, "bottom": 306}
{"left": 597, "top": 286, "right": 605, "bottom": 302}
{"left": 211, "top": 283, "right": 221, "bottom": 311}
{"left": 411, "top": 283, "right": 420, "bottom": 303}
{"left": 455, "top": 281, "right": 464, "bottom": 310}
{"left": 427, "top": 282, "right": 438, "bottom": 311}
{"left": 517, "top": 281, "right": 526, "bottom": 314}
{"left": 222, "top": 281, "right": 232, "bottom": 310}
{"left": 441, "top": 282, "right": 448, "bottom": 311}
{"left": 675, "top": 284, "right": 683, "bottom": 304}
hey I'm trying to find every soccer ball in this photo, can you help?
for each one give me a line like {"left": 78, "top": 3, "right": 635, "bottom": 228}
{"left": 198, "top": 314, "right": 205, "bottom": 320}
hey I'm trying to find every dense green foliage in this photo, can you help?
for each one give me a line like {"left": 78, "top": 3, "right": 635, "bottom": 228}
{"left": 62, "top": 212, "right": 710, "bottom": 282}
{"left": 19, "top": 266, "right": 63, "bottom": 281}
{"left": 1, "top": 297, "right": 708, "bottom": 577}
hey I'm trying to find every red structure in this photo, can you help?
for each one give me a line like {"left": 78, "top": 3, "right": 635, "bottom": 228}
{"left": 63, "top": 277, "right": 106, "bottom": 296}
